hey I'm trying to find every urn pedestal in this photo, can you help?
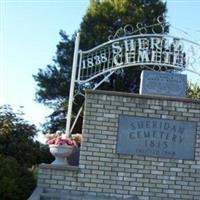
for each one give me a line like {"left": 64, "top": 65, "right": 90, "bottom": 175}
{"left": 49, "top": 145, "right": 73, "bottom": 165}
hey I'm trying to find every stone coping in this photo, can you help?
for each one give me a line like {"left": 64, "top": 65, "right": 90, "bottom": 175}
{"left": 86, "top": 89, "right": 200, "bottom": 104}
{"left": 27, "top": 187, "right": 43, "bottom": 200}
{"left": 39, "top": 163, "right": 79, "bottom": 171}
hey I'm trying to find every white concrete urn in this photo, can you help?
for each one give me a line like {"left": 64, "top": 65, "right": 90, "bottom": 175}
{"left": 49, "top": 145, "right": 74, "bottom": 165}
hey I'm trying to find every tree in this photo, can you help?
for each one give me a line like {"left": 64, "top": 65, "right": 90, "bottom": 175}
{"left": 34, "top": 0, "right": 168, "bottom": 132}
{"left": 80, "top": 0, "right": 167, "bottom": 49}
{"left": 0, "top": 105, "right": 54, "bottom": 200}
{"left": 33, "top": 31, "right": 76, "bottom": 132}
{"left": 0, "top": 105, "right": 53, "bottom": 167}
{"left": 0, "top": 105, "right": 37, "bottom": 166}
{"left": 187, "top": 82, "right": 200, "bottom": 100}
{"left": 0, "top": 155, "right": 36, "bottom": 200}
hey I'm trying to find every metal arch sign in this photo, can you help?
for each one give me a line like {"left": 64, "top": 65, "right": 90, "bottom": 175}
{"left": 65, "top": 21, "right": 200, "bottom": 136}
{"left": 76, "top": 34, "right": 200, "bottom": 84}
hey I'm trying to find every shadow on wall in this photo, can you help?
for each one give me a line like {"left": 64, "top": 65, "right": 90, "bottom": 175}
{"left": 67, "top": 147, "right": 80, "bottom": 166}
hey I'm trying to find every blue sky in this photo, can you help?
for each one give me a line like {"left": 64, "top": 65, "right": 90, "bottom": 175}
{"left": 0, "top": 0, "right": 200, "bottom": 139}
{"left": 0, "top": 0, "right": 89, "bottom": 131}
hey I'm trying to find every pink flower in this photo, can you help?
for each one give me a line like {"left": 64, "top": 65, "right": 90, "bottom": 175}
{"left": 48, "top": 138, "right": 56, "bottom": 145}
{"left": 45, "top": 132, "right": 81, "bottom": 147}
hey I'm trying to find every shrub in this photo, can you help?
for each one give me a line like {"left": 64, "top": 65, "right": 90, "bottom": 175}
{"left": 0, "top": 155, "right": 36, "bottom": 200}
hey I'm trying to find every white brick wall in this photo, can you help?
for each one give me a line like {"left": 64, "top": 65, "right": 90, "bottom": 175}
{"left": 38, "top": 90, "right": 200, "bottom": 200}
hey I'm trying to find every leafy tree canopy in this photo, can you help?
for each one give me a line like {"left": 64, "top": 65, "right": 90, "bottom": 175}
{"left": 33, "top": 31, "right": 74, "bottom": 107}
{"left": 80, "top": 0, "right": 167, "bottom": 49}
{"left": 0, "top": 105, "right": 54, "bottom": 199}
{"left": 0, "top": 105, "right": 53, "bottom": 167}
{"left": 0, "top": 155, "right": 36, "bottom": 200}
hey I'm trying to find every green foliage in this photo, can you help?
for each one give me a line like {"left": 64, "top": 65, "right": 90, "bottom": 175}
{"left": 0, "top": 105, "right": 47, "bottom": 166}
{"left": 0, "top": 105, "right": 35, "bottom": 166}
{"left": 33, "top": 31, "right": 74, "bottom": 107}
{"left": 80, "top": 0, "right": 167, "bottom": 49}
{"left": 33, "top": 31, "right": 77, "bottom": 132}
{"left": 0, "top": 155, "right": 36, "bottom": 200}
{"left": 38, "top": 143, "right": 54, "bottom": 164}
{"left": 187, "top": 82, "right": 200, "bottom": 100}
{"left": 34, "top": 0, "right": 167, "bottom": 132}
{"left": 0, "top": 105, "right": 54, "bottom": 165}
{"left": 0, "top": 105, "right": 54, "bottom": 200}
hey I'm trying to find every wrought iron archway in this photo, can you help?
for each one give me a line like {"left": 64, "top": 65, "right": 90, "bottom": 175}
{"left": 65, "top": 17, "right": 200, "bottom": 136}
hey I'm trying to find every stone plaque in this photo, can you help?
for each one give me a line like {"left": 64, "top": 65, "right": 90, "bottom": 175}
{"left": 117, "top": 116, "right": 196, "bottom": 160}
{"left": 139, "top": 70, "right": 187, "bottom": 97}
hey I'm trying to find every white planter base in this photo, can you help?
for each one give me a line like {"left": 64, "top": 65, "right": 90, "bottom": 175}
{"left": 49, "top": 145, "right": 73, "bottom": 165}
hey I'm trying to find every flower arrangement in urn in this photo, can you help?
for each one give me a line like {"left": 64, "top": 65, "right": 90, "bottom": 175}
{"left": 45, "top": 131, "right": 82, "bottom": 165}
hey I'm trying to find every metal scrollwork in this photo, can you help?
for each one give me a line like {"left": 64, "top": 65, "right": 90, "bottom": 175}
{"left": 124, "top": 24, "right": 134, "bottom": 35}
{"left": 108, "top": 15, "right": 169, "bottom": 40}
{"left": 79, "top": 15, "right": 200, "bottom": 85}
{"left": 108, "top": 25, "right": 134, "bottom": 40}
{"left": 114, "top": 68, "right": 125, "bottom": 77}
